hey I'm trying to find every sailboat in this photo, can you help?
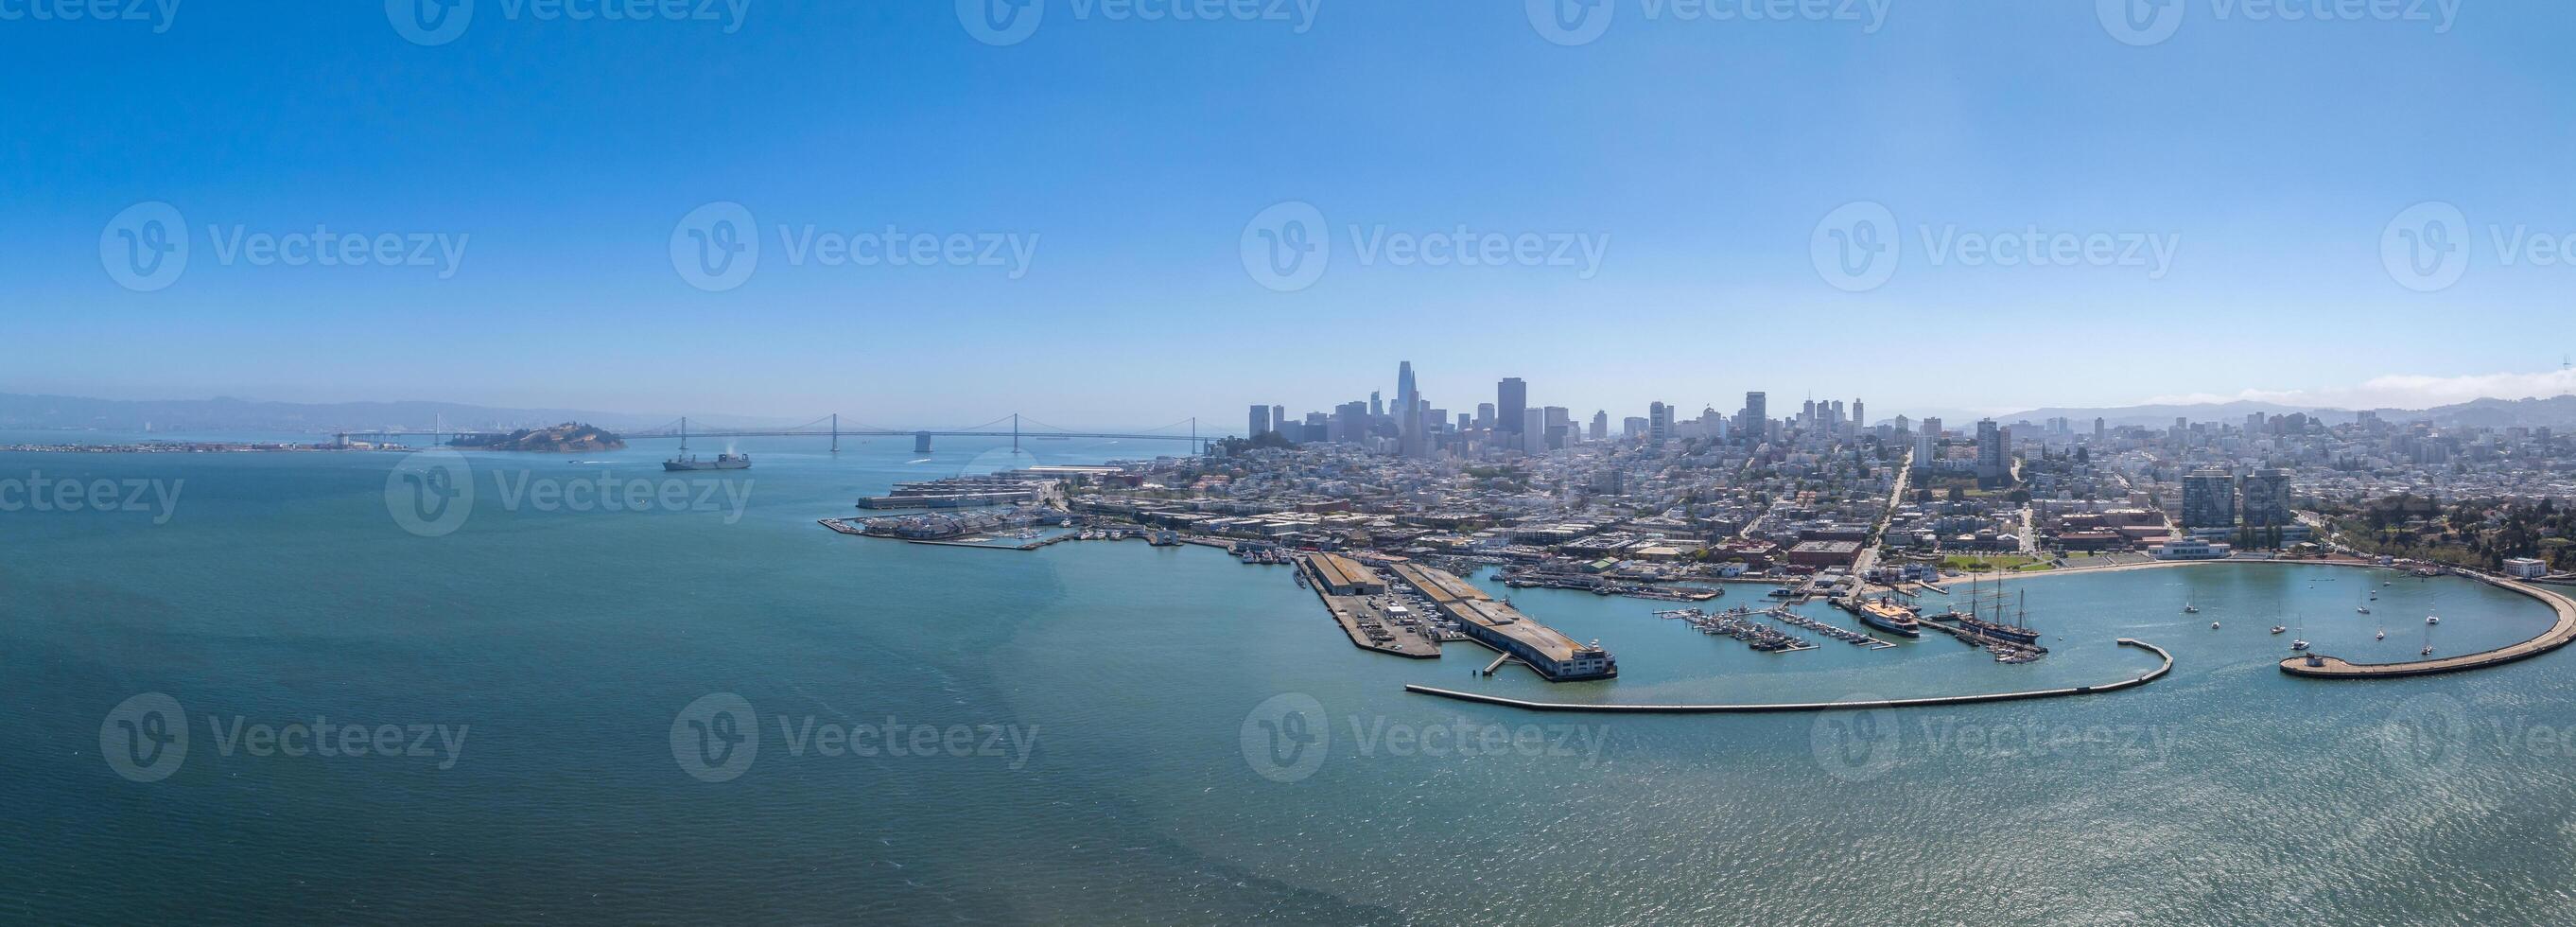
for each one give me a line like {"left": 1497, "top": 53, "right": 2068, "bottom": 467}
{"left": 2356, "top": 586, "right": 2370, "bottom": 615}
{"left": 2290, "top": 611, "right": 2308, "bottom": 652}
{"left": 2421, "top": 621, "right": 2435, "bottom": 656}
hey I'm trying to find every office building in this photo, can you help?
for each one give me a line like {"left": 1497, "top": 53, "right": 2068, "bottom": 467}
{"left": 2182, "top": 469, "right": 2237, "bottom": 530}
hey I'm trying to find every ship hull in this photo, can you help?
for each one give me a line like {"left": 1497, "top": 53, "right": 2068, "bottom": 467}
{"left": 1858, "top": 612, "right": 1921, "bottom": 638}
{"left": 663, "top": 460, "right": 751, "bottom": 471}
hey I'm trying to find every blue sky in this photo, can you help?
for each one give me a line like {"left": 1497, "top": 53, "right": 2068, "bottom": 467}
{"left": 5, "top": 0, "right": 2571, "bottom": 428}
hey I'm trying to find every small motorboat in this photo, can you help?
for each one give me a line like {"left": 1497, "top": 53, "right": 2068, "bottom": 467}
{"left": 2291, "top": 639, "right": 2310, "bottom": 652}
{"left": 2211, "top": 621, "right": 2221, "bottom": 630}
{"left": 2271, "top": 625, "right": 2288, "bottom": 635}
{"left": 2427, "top": 616, "right": 2441, "bottom": 625}
{"left": 2376, "top": 630, "right": 2387, "bottom": 640}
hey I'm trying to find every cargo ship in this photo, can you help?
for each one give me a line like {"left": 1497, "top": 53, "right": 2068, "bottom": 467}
{"left": 1854, "top": 597, "right": 1922, "bottom": 638}
{"left": 663, "top": 418, "right": 750, "bottom": 472}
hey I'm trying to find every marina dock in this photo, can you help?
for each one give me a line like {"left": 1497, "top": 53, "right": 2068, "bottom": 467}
{"left": 2283, "top": 576, "right": 2576, "bottom": 678}
{"left": 1403, "top": 639, "right": 2175, "bottom": 714}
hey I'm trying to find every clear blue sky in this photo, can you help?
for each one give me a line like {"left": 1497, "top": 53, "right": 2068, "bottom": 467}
{"left": 5, "top": 0, "right": 2570, "bottom": 428}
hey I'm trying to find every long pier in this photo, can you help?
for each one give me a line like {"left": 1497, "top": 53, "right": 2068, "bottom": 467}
{"left": 1401, "top": 638, "right": 2172, "bottom": 714}
{"left": 2282, "top": 575, "right": 2576, "bottom": 678}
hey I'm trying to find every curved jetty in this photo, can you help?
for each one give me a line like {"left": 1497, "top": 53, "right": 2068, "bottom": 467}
{"left": 1402, "top": 639, "right": 2171, "bottom": 714}
{"left": 2282, "top": 576, "right": 2576, "bottom": 679}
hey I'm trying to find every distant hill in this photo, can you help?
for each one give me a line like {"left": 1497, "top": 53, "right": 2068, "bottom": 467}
{"left": 1999, "top": 394, "right": 2576, "bottom": 429}
{"left": 447, "top": 423, "right": 626, "bottom": 453}
{"left": 0, "top": 394, "right": 790, "bottom": 433}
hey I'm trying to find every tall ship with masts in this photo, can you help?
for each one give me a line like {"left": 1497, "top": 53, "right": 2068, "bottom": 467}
{"left": 663, "top": 417, "right": 751, "bottom": 472}
{"left": 1944, "top": 571, "right": 2043, "bottom": 645}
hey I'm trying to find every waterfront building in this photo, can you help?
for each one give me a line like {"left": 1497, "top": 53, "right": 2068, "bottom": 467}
{"left": 2181, "top": 468, "right": 2237, "bottom": 530}
{"left": 2240, "top": 467, "right": 2291, "bottom": 527}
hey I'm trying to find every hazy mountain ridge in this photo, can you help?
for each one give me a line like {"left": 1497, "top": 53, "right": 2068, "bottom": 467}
{"left": 2001, "top": 395, "right": 2576, "bottom": 429}
{"left": 0, "top": 394, "right": 792, "bottom": 433}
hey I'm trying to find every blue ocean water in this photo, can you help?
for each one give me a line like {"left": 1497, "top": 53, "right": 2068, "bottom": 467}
{"left": 6, "top": 438, "right": 2576, "bottom": 924}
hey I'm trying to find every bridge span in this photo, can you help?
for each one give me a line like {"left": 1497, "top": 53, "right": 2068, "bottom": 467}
{"left": 339, "top": 413, "right": 1216, "bottom": 454}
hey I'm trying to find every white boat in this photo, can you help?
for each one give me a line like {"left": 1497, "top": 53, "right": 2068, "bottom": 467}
{"left": 2291, "top": 639, "right": 2310, "bottom": 651}
{"left": 2184, "top": 603, "right": 2200, "bottom": 614}
{"left": 2427, "top": 616, "right": 2441, "bottom": 625}
{"left": 2270, "top": 625, "right": 2287, "bottom": 635}
{"left": 2211, "top": 621, "right": 2221, "bottom": 630}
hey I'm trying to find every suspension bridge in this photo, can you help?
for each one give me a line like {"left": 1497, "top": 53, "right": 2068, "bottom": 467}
{"left": 337, "top": 413, "right": 1216, "bottom": 454}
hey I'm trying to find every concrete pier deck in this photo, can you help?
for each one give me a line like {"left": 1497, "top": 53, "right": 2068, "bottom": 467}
{"left": 2281, "top": 576, "right": 2576, "bottom": 678}
{"left": 1402, "top": 638, "right": 2172, "bottom": 714}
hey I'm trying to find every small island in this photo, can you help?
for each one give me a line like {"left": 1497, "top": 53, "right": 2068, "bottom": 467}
{"left": 447, "top": 423, "right": 627, "bottom": 453}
